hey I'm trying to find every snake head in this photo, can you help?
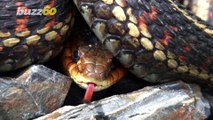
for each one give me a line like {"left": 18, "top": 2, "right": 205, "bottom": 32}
{"left": 63, "top": 35, "right": 126, "bottom": 92}
{"left": 78, "top": 44, "right": 113, "bottom": 80}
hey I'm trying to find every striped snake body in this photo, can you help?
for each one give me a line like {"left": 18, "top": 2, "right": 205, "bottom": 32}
{"left": 73, "top": 0, "right": 213, "bottom": 84}
{"left": 0, "top": 0, "right": 212, "bottom": 97}
{"left": 0, "top": 0, "right": 74, "bottom": 72}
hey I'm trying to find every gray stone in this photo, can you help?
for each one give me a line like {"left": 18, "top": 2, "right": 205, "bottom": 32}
{"left": 0, "top": 65, "right": 72, "bottom": 120}
{"left": 36, "top": 81, "right": 211, "bottom": 120}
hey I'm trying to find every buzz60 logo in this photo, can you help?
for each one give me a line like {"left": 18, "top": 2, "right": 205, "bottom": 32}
{"left": 16, "top": 5, "right": 57, "bottom": 16}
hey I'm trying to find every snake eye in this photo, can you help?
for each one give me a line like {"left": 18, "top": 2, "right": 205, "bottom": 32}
{"left": 73, "top": 50, "right": 80, "bottom": 61}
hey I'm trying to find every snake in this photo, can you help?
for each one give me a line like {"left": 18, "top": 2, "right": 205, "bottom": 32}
{"left": 0, "top": 0, "right": 212, "bottom": 102}
{"left": 71, "top": 0, "right": 213, "bottom": 84}
{"left": 62, "top": 20, "right": 126, "bottom": 102}
{"left": 61, "top": 0, "right": 213, "bottom": 102}
{"left": 61, "top": 0, "right": 213, "bottom": 101}
{"left": 0, "top": 0, "right": 74, "bottom": 72}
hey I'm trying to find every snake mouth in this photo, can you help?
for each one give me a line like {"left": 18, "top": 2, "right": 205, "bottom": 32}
{"left": 74, "top": 78, "right": 113, "bottom": 92}
{"left": 69, "top": 64, "right": 126, "bottom": 92}
{"left": 70, "top": 66, "right": 126, "bottom": 103}
{"left": 75, "top": 80, "right": 112, "bottom": 103}
{"left": 81, "top": 82, "right": 108, "bottom": 91}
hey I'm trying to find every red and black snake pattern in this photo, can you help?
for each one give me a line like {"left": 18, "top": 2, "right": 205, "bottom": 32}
{"left": 0, "top": 0, "right": 74, "bottom": 72}
{"left": 73, "top": 0, "right": 213, "bottom": 84}
{"left": 0, "top": 0, "right": 212, "bottom": 87}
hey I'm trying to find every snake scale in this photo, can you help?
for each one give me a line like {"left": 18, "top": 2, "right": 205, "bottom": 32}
{"left": 0, "top": 0, "right": 74, "bottom": 72}
{"left": 0, "top": 0, "right": 212, "bottom": 101}
{"left": 72, "top": 0, "right": 213, "bottom": 85}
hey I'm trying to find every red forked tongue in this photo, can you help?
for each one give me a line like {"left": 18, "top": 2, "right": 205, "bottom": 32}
{"left": 83, "top": 83, "right": 95, "bottom": 103}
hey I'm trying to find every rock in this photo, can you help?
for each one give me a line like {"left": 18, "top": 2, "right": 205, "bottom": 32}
{"left": 0, "top": 65, "right": 72, "bottom": 120}
{"left": 36, "top": 81, "right": 211, "bottom": 120}
{"left": 202, "top": 86, "right": 213, "bottom": 119}
{"left": 203, "top": 94, "right": 213, "bottom": 120}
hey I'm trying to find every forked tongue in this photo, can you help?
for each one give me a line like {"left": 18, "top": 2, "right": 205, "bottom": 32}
{"left": 83, "top": 83, "right": 95, "bottom": 103}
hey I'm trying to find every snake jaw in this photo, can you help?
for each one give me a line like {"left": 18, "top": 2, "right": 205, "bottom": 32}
{"left": 75, "top": 75, "right": 112, "bottom": 92}
{"left": 70, "top": 63, "right": 126, "bottom": 91}
{"left": 78, "top": 81, "right": 105, "bottom": 92}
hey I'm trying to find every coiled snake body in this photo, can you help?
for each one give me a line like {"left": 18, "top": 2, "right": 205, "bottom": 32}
{"left": 0, "top": 0, "right": 74, "bottom": 72}
{"left": 73, "top": 0, "right": 213, "bottom": 84}
{"left": 0, "top": 0, "right": 212, "bottom": 102}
